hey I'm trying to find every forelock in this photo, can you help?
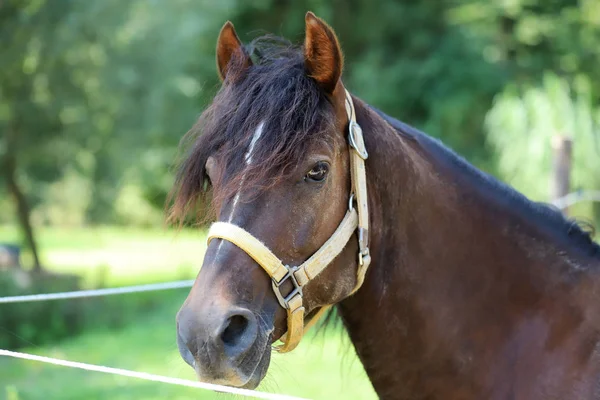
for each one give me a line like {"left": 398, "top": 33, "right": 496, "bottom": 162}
{"left": 169, "top": 35, "right": 338, "bottom": 221}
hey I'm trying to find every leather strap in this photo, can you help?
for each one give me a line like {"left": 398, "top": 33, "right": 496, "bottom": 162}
{"left": 203, "top": 89, "right": 370, "bottom": 353}
{"left": 345, "top": 90, "right": 371, "bottom": 289}
{"left": 292, "top": 209, "right": 358, "bottom": 286}
{"left": 207, "top": 209, "right": 357, "bottom": 352}
{"left": 279, "top": 304, "right": 330, "bottom": 346}
{"left": 272, "top": 294, "right": 304, "bottom": 352}
{"left": 207, "top": 209, "right": 357, "bottom": 287}
{"left": 207, "top": 222, "right": 288, "bottom": 282}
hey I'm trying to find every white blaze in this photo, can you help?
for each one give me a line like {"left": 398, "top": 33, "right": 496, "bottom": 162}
{"left": 213, "top": 121, "right": 265, "bottom": 256}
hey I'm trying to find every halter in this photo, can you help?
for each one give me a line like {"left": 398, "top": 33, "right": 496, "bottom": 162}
{"left": 206, "top": 89, "right": 370, "bottom": 352}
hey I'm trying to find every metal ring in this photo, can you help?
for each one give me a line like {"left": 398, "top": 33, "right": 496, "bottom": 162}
{"left": 348, "top": 122, "right": 368, "bottom": 160}
{"left": 348, "top": 193, "right": 355, "bottom": 211}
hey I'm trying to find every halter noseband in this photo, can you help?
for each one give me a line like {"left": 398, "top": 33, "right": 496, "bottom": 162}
{"left": 206, "top": 89, "right": 370, "bottom": 352}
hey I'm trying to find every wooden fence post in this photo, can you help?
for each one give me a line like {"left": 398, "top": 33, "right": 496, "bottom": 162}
{"left": 551, "top": 135, "right": 573, "bottom": 215}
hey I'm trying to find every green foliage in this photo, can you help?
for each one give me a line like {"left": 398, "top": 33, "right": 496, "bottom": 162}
{"left": 228, "top": 1, "right": 504, "bottom": 167}
{"left": 486, "top": 73, "right": 600, "bottom": 206}
{"left": 1, "top": 0, "right": 599, "bottom": 228}
{"left": 0, "top": 0, "right": 235, "bottom": 226}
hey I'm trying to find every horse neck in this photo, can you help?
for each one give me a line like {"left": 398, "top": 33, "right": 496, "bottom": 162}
{"left": 337, "top": 100, "right": 453, "bottom": 396}
{"left": 336, "top": 99, "right": 599, "bottom": 398}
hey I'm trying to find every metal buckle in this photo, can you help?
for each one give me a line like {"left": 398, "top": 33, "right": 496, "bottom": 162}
{"left": 357, "top": 227, "right": 369, "bottom": 266}
{"left": 348, "top": 122, "right": 368, "bottom": 160}
{"left": 271, "top": 266, "right": 303, "bottom": 310}
{"left": 358, "top": 247, "right": 370, "bottom": 266}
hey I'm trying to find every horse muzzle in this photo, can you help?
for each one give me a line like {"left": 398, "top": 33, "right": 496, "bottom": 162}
{"left": 176, "top": 305, "right": 272, "bottom": 388}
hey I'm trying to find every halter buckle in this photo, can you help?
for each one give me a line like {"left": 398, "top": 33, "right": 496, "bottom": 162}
{"left": 358, "top": 248, "right": 370, "bottom": 266}
{"left": 271, "top": 266, "right": 303, "bottom": 310}
{"left": 348, "top": 122, "right": 368, "bottom": 160}
{"left": 357, "top": 227, "right": 370, "bottom": 266}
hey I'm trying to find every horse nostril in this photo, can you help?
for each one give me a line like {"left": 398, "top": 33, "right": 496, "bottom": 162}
{"left": 221, "top": 314, "right": 250, "bottom": 346}
{"left": 216, "top": 309, "right": 258, "bottom": 357}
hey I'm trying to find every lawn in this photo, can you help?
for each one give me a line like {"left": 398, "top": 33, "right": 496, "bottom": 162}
{"left": 0, "top": 225, "right": 207, "bottom": 286}
{"left": 0, "top": 225, "right": 376, "bottom": 400}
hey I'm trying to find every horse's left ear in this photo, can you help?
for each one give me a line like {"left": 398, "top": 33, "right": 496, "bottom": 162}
{"left": 304, "top": 12, "right": 344, "bottom": 94}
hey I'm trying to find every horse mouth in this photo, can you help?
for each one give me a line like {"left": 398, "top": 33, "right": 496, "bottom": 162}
{"left": 193, "top": 331, "right": 272, "bottom": 389}
{"left": 238, "top": 341, "right": 271, "bottom": 389}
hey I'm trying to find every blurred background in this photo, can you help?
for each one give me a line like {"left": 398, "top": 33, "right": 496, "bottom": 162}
{"left": 0, "top": 0, "right": 599, "bottom": 399}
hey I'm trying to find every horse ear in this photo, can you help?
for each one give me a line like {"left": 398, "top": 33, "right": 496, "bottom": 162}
{"left": 216, "top": 21, "right": 252, "bottom": 81}
{"left": 303, "top": 12, "right": 343, "bottom": 93}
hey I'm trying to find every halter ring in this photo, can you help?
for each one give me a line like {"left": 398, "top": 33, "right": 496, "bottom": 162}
{"left": 348, "top": 193, "right": 355, "bottom": 211}
{"left": 348, "top": 122, "right": 368, "bottom": 160}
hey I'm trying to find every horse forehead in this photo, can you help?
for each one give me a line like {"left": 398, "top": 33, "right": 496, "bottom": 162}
{"left": 205, "top": 120, "right": 266, "bottom": 262}
{"left": 244, "top": 121, "right": 265, "bottom": 162}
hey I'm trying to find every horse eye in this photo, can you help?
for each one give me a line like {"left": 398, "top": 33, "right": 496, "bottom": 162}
{"left": 304, "top": 162, "right": 329, "bottom": 183}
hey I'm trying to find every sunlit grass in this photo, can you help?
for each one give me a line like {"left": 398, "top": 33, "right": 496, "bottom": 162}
{"left": 0, "top": 225, "right": 376, "bottom": 399}
{"left": 0, "top": 225, "right": 206, "bottom": 286}
{"left": 0, "top": 292, "right": 374, "bottom": 400}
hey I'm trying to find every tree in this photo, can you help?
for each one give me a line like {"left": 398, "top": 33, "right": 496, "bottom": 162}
{"left": 1, "top": 0, "right": 239, "bottom": 237}
{"left": 2, "top": 0, "right": 599, "bottom": 233}
{"left": 0, "top": 0, "right": 80, "bottom": 270}
{"left": 486, "top": 73, "right": 600, "bottom": 223}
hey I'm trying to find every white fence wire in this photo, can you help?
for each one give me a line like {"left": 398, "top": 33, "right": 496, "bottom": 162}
{"left": 0, "top": 349, "right": 307, "bottom": 400}
{"left": 0, "top": 281, "right": 308, "bottom": 400}
{"left": 2, "top": 188, "right": 598, "bottom": 397}
{"left": 0, "top": 280, "right": 194, "bottom": 304}
{"left": 551, "top": 190, "right": 600, "bottom": 210}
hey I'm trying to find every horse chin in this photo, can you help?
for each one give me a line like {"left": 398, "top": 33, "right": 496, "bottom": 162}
{"left": 195, "top": 333, "right": 272, "bottom": 389}
{"left": 240, "top": 343, "right": 271, "bottom": 389}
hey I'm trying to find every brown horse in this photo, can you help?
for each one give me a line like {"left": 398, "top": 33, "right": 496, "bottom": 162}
{"left": 172, "top": 12, "right": 600, "bottom": 399}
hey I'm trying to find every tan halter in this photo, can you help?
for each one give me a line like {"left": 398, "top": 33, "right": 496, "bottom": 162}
{"left": 206, "top": 89, "right": 370, "bottom": 352}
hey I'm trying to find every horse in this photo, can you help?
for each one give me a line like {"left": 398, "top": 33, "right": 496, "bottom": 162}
{"left": 171, "top": 12, "right": 600, "bottom": 399}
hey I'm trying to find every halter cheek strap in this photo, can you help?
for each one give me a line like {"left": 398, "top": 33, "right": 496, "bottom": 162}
{"left": 205, "top": 89, "right": 370, "bottom": 353}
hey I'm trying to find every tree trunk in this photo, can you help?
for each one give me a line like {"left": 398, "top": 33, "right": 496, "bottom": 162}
{"left": 2, "top": 123, "right": 42, "bottom": 271}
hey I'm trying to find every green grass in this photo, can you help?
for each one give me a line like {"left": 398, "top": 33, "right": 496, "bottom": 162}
{"left": 0, "top": 225, "right": 376, "bottom": 400}
{"left": 0, "top": 225, "right": 206, "bottom": 286}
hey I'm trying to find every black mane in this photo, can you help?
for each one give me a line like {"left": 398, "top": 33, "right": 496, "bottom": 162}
{"left": 170, "top": 31, "right": 599, "bottom": 261}
{"left": 372, "top": 106, "right": 600, "bottom": 260}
